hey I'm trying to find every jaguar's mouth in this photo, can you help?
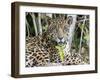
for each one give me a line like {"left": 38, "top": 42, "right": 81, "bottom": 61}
{"left": 58, "top": 41, "right": 65, "bottom": 45}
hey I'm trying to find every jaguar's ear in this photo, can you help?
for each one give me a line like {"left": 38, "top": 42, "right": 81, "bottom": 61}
{"left": 67, "top": 16, "right": 73, "bottom": 25}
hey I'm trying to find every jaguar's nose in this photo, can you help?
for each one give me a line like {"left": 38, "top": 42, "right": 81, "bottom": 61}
{"left": 59, "top": 37, "right": 63, "bottom": 40}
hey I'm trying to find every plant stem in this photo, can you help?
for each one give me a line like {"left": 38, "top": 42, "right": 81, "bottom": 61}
{"left": 78, "top": 16, "right": 86, "bottom": 54}
{"left": 30, "top": 13, "right": 38, "bottom": 36}
{"left": 68, "top": 15, "right": 77, "bottom": 50}
{"left": 26, "top": 18, "right": 30, "bottom": 38}
{"left": 38, "top": 13, "right": 42, "bottom": 35}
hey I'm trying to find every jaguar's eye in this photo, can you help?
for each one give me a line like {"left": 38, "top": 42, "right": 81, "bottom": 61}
{"left": 49, "top": 25, "right": 55, "bottom": 31}
{"left": 52, "top": 25, "right": 57, "bottom": 30}
{"left": 49, "top": 26, "right": 56, "bottom": 33}
{"left": 64, "top": 26, "right": 69, "bottom": 32}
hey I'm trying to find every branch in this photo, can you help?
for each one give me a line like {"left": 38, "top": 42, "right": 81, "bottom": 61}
{"left": 25, "top": 18, "right": 30, "bottom": 38}
{"left": 76, "top": 19, "right": 89, "bottom": 23}
{"left": 78, "top": 16, "right": 86, "bottom": 54}
{"left": 30, "top": 13, "right": 38, "bottom": 36}
{"left": 67, "top": 15, "right": 77, "bottom": 50}
{"left": 38, "top": 13, "right": 42, "bottom": 35}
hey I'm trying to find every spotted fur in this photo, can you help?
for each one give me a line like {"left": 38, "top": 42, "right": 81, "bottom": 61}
{"left": 25, "top": 17, "right": 83, "bottom": 67}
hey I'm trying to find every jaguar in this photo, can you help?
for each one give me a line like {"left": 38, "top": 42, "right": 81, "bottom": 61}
{"left": 25, "top": 16, "right": 83, "bottom": 67}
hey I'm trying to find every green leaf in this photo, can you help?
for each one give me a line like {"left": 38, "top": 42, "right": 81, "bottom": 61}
{"left": 55, "top": 45, "right": 65, "bottom": 61}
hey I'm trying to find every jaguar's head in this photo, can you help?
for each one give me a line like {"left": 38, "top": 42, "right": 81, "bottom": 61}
{"left": 47, "top": 16, "right": 73, "bottom": 44}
